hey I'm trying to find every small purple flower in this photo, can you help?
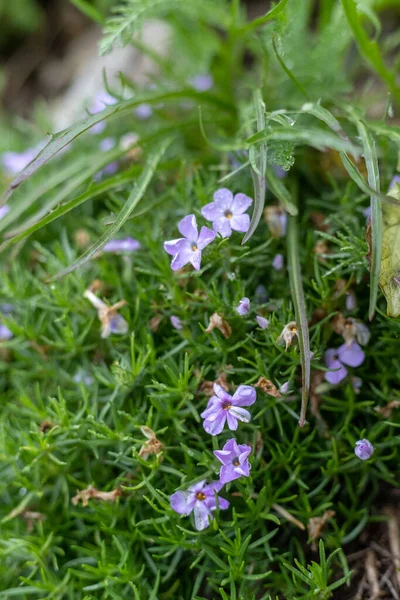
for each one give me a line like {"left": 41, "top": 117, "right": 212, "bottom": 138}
{"left": 164, "top": 214, "right": 216, "bottom": 271}
{"left": 256, "top": 316, "right": 269, "bottom": 330}
{"left": 103, "top": 237, "right": 141, "bottom": 253}
{"left": 255, "top": 284, "right": 268, "bottom": 303}
{"left": 280, "top": 381, "right": 290, "bottom": 394}
{"left": 355, "top": 439, "right": 374, "bottom": 460}
{"left": 0, "top": 323, "right": 13, "bottom": 340}
{"left": 2, "top": 141, "right": 45, "bottom": 176}
{"left": 272, "top": 254, "right": 284, "bottom": 271}
{"left": 0, "top": 206, "right": 10, "bottom": 220}
{"left": 324, "top": 341, "right": 365, "bottom": 384}
{"left": 200, "top": 383, "right": 256, "bottom": 436}
{"left": 170, "top": 316, "right": 183, "bottom": 330}
{"left": 363, "top": 206, "right": 371, "bottom": 222}
{"left": 389, "top": 175, "right": 400, "bottom": 190}
{"left": 190, "top": 74, "right": 213, "bottom": 92}
{"left": 273, "top": 165, "right": 287, "bottom": 179}
{"left": 135, "top": 103, "right": 153, "bottom": 120}
{"left": 73, "top": 369, "right": 94, "bottom": 386}
{"left": 99, "top": 137, "right": 115, "bottom": 152}
{"left": 345, "top": 292, "right": 357, "bottom": 311}
{"left": 170, "top": 479, "right": 229, "bottom": 531}
{"left": 236, "top": 298, "right": 250, "bottom": 315}
{"left": 214, "top": 438, "right": 251, "bottom": 485}
{"left": 89, "top": 92, "right": 117, "bottom": 134}
{"left": 202, "top": 189, "right": 252, "bottom": 238}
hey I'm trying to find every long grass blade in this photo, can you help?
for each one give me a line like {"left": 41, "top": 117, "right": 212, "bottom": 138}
{"left": 49, "top": 137, "right": 172, "bottom": 281}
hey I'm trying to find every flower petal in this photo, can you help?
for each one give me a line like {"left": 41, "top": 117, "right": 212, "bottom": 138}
{"left": 229, "top": 406, "right": 251, "bottom": 423}
{"left": 178, "top": 214, "right": 198, "bottom": 240}
{"left": 232, "top": 385, "right": 256, "bottom": 406}
{"left": 338, "top": 342, "right": 365, "bottom": 367}
{"left": 226, "top": 412, "right": 239, "bottom": 430}
{"left": 164, "top": 238, "right": 191, "bottom": 256}
{"left": 230, "top": 213, "right": 250, "bottom": 233}
{"left": 170, "top": 247, "right": 193, "bottom": 270}
{"left": 189, "top": 249, "right": 202, "bottom": 271}
{"left": 231, "top": 193, "right": 252, "bottom": 215}
{"left": 193, "top": 502, "right": 211, "bottom": 530}
{"left": 197, "top": 226, "right": 216, "bottom": 250}
{"left": 324, "top": 359, "right": 347, "bottom": 384}
{"left": 219, "top": 465, "right": 241, "bottom": 484}
{"left": 213, "top": 450, "right": 232, "bottom": 465}
{"left": 201, "top": 202, "right": 224, "bottom": 221}
{"left": 213, "top": 188, "right": 233, "bottom": 210}
{"left": 203, "top": 412, "right": 226, "bottom": 435}
{"left": 213, "top": 216, "right": 232, "bottom": 238}
{"left": 200, "top": 403, "right": 221, "bottom": 422}
{"left": 213, "top": 383, "right": 231, "bottom": 401}
{"left": 170, "top": 491, "right": 196, "bottom": 515}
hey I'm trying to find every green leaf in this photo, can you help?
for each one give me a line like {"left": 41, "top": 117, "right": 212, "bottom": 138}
{"left": 340, "top": 0, "right": 400, "bottom": 104}
{"left": 49, "top": 137, "right": 172, "bottom": 281}
{"left": 287, "top": 209, "right": 310, "bottom": 427}
{"left": 265, "top": 165, "right": 297, "bottom": 216}
{"left": 242, "top": 0, "right": 289, "bottom": 33}
{"left": 355, "top": 119, "right": 382, "bottom": 321}
{"left": 242, "top": 90, "right": 267, "bottom": 244}
{"left": 380, "top": 183, "right": 400, "bottom": 317}
{"left": 1, "top": 90, "right": 233, "bottom": 206}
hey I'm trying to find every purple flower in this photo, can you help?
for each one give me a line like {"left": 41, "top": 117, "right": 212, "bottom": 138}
{"left": 389, "top": 175, "right": 400, "bottom": 190}
{"left": 164, "top": 214, "right": 216, "bottom": 271}
{"left": 2, "top": 141, "right": 46, "bottom": 176}
{"left": 73, "top": 369, "right": 94, "bottom": 386}
{"left": 214, "top": 438, "right": 251, "bottom": 485}
{"left": 201, "top": 188, "right": 252, "bottom": 238}
{"left": 89, "top": 92, "right": 117, "bottom": 134}
{"left": 272, "top": 254, "right": 284, "bottom": 271}
{"left": 190, "top": 74, "right": 213, "bottom": 92}
{"left": 135, "top": 103, "right": 153, "bottom": 120}
{"left": 200, "top": 383, "right": 256, "bottom": 436}
{"left": 103, "top": 237, "right": 141, "bottom": 253}
{"left": 256, "top": 316, "right": 269, "bottom": 330}
{"left": 324, "top": 341, "right": 365, "bottom": 384}
{"left": 170, "top": 479, "right": 229, "bottom": 531}
{"left": 236, "top": 297, "right": 250, "bottom": 315}
{"left": 355, "top": 439, "right": 374, "bottom": 460}
{"left": 170, "top": 316, "right": 183, "bottom": 330}
{"left": 0, "top": 206, "right": 10, "bottom": 220}
{"left": 255, "top": 284, "right": 268, "bottom": 303}
{"left": 345, "top": 292, "right": 357, "bottom": 311}
{"left": 280, "top": 381, "right": 290, "bottom": 394}
{"left": 0, "top": 323, "right": 13, "bottom": 340}
{"left": 273, "top": 165, "right": 287, "bottom": 179}
{"left": 99, "top": 137, "right": 115, "bottom": 152}
{"left": 363, "top": 206, "right": 371, "bottom": 222}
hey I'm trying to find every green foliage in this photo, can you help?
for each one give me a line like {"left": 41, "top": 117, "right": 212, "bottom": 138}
{"left": 1, "top": 0, "right": 400, "bottom": 598}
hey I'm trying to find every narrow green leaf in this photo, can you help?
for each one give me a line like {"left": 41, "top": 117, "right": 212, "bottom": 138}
{"left": 247, "top": 126, "right": 360, "bottom": 157}
{"left": 287, "top": 211, "right": 310, "bottom": 427}
{"left": 380, "top": 183, "right": 400, "bottom": 317}
{"left": 1, "top": 90, "right": 233, "bottom": 206}
{"left": 355, "top": 119, "right": 381, "bottom": 320}
{"left": 265, "top": 165, "right": 297, "bottom": 216}
{"left": 49, "top": 137, "right": 172, "bottom": 281}
{"left": 242, "top": 91, "right": 267, "bottom": 244}
{"left": 340, "top": 0, "right": 400, "bottom": 103}
{"left": 69, "top": 0, "right": 105, "bottom": 24}
{"left": 272, "top": 34, "right": 309, "bottom": 99}
{"left": 300, "top": 101, "right": 343, "bottom": 135}
{"left": 242, "top": 0, "right": 289, "bottom": 33}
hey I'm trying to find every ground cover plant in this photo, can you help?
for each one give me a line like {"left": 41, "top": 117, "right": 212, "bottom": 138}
{"left": 1, "top": 0, "right": 400, "bottom": 598}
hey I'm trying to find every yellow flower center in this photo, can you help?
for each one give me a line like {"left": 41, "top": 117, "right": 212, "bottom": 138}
{"left": 224, "top": 210, "right": 233, "bottom": 219}
{"left": 196, "top": 492, "right": 206, "bottom": 501}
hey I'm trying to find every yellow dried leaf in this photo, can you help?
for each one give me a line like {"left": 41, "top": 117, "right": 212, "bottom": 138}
{"left": 380, "top": 183, "right": 400, "bottom": 317}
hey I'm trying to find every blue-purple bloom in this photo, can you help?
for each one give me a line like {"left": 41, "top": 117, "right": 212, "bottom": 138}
{"left": 345, "top": 292, "right": 357, "bottom": 311}
{"left": 256, "top": 316, "right": 269, "bottom": 330}
{"left": 0, "top": 206, "right": 10, "bottom": 220}
{"left": 201, "top": 188, "right": 252, "bottom": 238}
{"left": 170, "top": 479, "right": 229, "bottom": 531}
{"left": 99, "top": 137, "right": 116, "bottom": 152}
{"left": 73, "top": 369, "right": 94, "bottom": 386}
{"left": 89, "top": 92, "right": 117, "bottom": 134}
{"left": 83, "top": 289, "right": 128, "bottom": 338}
{"left": 190, "top": 74, "right": 213, "bottom": 92}
{"left": 236, "top": 297, "right": 250, "bottom": 315}
{"left": 214, "top": 438, "right": 251, "bottom": 485}
{"left": 254, "top": 284, "right": 268, "bottom": 303}
{"left": 200, "top": 383, "right": 256, "bottom": 436}
{"left": 135, "top": 104, "right": 153, "bottom": 119}
{"left": 103, "top": 237, "right": 141, "bottom": 253}
{"left": 0, "top": 323, "right": 13, "bottom": 340}
{"left": 324, "top": 341, "right": 365, "bottom": 384}
{"left": 164, "top": 214, "right": 216, "bottom": 271}
{"left": 1, "top": 141, "right": 46, "bottom": 176}
{"left": 355, "top": 439, "right": 374, "bottom": 460}
{"left": 389, "top": 175, "right": 400, "bottom": 190}
{"left": 280, "top": 381, "right": 290, "bottom": 394}
{"left": 170, "top": 315, "right": 183, "bottom": 330}
{"left": 272, "top": 254, "right": 284, "bottom": 271}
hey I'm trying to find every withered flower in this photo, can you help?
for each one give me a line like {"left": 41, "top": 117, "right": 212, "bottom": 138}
{"left": 205, "top": 313, "right": 232, "bottom": 338}
{"left": 138, "top": 426, "right": 163, "bottom": 460}
{"left": 278, "top": 321, "right": 298, "bottom": 351}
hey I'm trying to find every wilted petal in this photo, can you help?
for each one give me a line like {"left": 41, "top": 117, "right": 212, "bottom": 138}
{"left": 229, "top": 406, "right": 251, "bottom": 423}
{"left": 230, "top": 214, "right": 250, "bottom": 233}
{"left": 213, "top": 188, "right": 233, "bottom": 210}
{"left": 338, "top": 342, "right": 365, "bottom": 367}
{"left": 197, "top": 226, "right": 216, "bottom": 250}
{"left": 231, "top": 193, "right": 252, "bottom": 215}
{"left": 232, "top": 385, "right": 256, "bottom": 406}
{"left": 178, "top": 214, "right": 198, "bottom": 240}
{"left": 201, "top": 202, "right": 224, "bottom": 221}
